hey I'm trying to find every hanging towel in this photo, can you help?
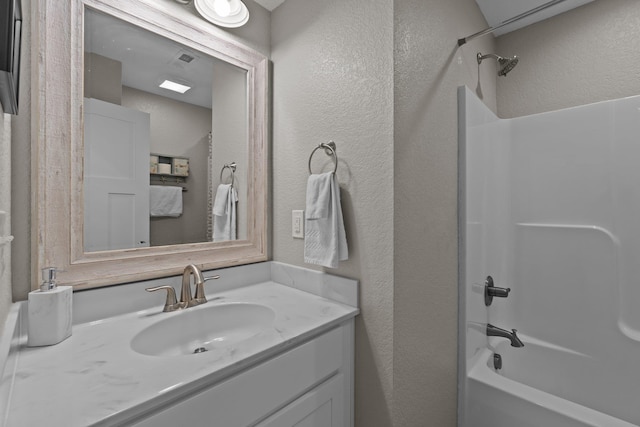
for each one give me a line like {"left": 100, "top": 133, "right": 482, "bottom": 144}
{"left": 149, "top": 185, "right": 183, "bottom": 217}
{"left": 304, "top": 172, "right": 348, "bottom": 268}
{"left": 213, "top": 184, "right": 238, "bottom": 241}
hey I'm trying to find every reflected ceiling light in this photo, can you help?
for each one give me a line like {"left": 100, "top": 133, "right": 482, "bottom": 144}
{"left": 159, "top": 79, "right": 191, "bottom": 94}
{"left": 194, "top": 0, "right": 250, "bottom": 28}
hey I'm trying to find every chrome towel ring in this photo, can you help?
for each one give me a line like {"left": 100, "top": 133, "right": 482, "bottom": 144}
{"left": 220, "top": 162, "right": 237, "bottom": 187}
{"left": 308, "top": 141, "right": 338, "bottom": 175}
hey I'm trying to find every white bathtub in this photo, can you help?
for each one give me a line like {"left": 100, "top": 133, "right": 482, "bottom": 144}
{"left": 466, "top": 338, "right": 638, "bottom": 427}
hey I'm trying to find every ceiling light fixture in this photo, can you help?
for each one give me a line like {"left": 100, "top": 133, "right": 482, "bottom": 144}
{"left": 194, "top": 0, "right": 250, "bottom": 28}
{"left": 159, "top": 79, "right": 191, "bottom": 94}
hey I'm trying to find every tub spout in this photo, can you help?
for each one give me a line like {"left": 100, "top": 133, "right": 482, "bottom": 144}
{"left": 487, "top": 324, "right": 524, "bottom": 348}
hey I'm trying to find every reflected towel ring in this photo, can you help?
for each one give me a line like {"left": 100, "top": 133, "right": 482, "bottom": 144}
{"left": 308, "top": 141, "right": 338, "bottom": 175}
{"left": 220, "top": 162, "right": 237, "bottom": 187}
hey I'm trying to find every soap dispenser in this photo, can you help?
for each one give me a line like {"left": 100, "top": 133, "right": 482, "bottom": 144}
{"left": 27, "top": 267, "right": 73, "bottom": 346}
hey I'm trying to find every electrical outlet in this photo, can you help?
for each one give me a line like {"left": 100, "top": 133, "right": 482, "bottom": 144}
{"left": 292, "top": 210, "right": 304, "bottom": 239}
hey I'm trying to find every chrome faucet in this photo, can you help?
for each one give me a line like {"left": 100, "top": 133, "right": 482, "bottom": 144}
{"left": 180, "top": 264, "right": 205, "bottom": 308}
{"left": 487, "top": 323, "right": 524, "bottom": 348}
{"left": 145, "top": 264, "right": 220, "bottom": 312}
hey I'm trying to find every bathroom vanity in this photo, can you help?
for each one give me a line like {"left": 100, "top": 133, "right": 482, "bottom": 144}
{"left": 12, "top": 1, "right": 359, "bottom": 424}
{"left": 0, "top": 262, "right": 359, "bottom": 426}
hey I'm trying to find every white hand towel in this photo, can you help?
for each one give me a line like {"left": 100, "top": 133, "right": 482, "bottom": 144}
{"left": 213, "top": 184, "right": 238, "bottom": 242}
{"left": 213, "top": 184, "right": 231, "bottom": 217}
{"left": 306, "top": 173, "right": 331, "bottom": 219}
{"left": 149, "top": 185, "right": 183, "bottom": 217}
{"left": 304, "top": 172, "right": 348, "bottom": 268}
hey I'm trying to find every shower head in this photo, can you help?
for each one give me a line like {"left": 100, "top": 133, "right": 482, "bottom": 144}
{"left": 477, "top": 52, "right": 519, "bottom": 77}
{"left": 497, "top": 56, "right": 519, "bottom": 76}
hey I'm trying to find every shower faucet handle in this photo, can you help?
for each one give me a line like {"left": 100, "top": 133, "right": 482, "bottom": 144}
{"left": 484, "top": 276, "right": 511, "bottom": 306}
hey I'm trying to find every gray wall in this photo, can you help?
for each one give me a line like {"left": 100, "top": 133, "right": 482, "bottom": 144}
{"left": 271, "top": 0, "right": 495, "bottom": 425}
{"left": 272, "top": 0, "right": 394, "bottom": 425}
{"left": 393, "top": 1, "right": 496, "bottom": 425}
{"left": 84, "top": 52, "right": 122, "bottom": 105}
{"left": 497, "top": 0, "right": 640, "bottom": 118}
{"left": 0, "top": 110, "right": 11, "bottom": 330}
{"left": 9, "top": 0, "right": 31, "bottom": 305}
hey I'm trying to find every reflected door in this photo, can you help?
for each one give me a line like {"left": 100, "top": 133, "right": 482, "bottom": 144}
{"left": 84, "top": 98, "right": 150, "bottom": 251}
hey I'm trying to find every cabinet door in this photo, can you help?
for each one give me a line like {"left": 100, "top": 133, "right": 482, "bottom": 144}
{"left": 256, "top": 374, "right": 344, "bottom": 427}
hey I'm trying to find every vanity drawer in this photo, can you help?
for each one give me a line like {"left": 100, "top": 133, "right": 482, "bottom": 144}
{"left": 130, "top": 326, "right": 345, "bottom": 427}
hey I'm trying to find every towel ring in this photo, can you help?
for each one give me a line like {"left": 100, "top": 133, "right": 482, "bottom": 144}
{"left": 220, "top": 162, "right": 237, "bottom": 187}
{"left": 308, "top": 141, "right": 338, "bottom": 175}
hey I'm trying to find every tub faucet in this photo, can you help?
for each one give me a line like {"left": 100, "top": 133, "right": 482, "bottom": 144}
{"left": 487, "top": 323, "right": 524, "bottom": 348}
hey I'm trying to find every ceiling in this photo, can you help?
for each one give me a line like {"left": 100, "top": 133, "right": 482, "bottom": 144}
{"left": 253, "top": 0, "right": 594, "bottom": 36}
{"left": 85, "top": 8, "right": 223, "bottom": 109}
{"left": 253, "top": 0, "right": 285, "bottom": 11}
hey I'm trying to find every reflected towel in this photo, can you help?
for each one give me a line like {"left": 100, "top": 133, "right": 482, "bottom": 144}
{"left": 304, "top": 172, "right": 348, "bottom": 268}
{"left": 213, "top": 184, "right": 238, "bottom": 242}
{"left": 149, "top": 185, "right": 182, "bottom": 217}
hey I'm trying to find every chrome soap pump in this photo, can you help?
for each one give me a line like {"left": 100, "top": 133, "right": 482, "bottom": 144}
{"left": 27, "top": 267, "right": 73, "bottom": 346}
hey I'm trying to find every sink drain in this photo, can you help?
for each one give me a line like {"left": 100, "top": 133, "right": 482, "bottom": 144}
{"left": 193, "top": 347, "right": 208, "bottom": 354}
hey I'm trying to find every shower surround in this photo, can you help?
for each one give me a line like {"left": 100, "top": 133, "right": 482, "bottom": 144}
{"left": 458, "top": 86, "right": 640, "bottom": 426}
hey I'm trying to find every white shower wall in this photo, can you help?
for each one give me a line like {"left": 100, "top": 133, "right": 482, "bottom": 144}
{"left": 461, "top": 85, "right": 640, "bottom": 423}
{"left": 461, "top": 86, "right": 510, "bottom": 361}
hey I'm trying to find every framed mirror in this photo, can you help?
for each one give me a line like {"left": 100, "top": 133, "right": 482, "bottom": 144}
{"left": 32, "top": 0, "right": 269, "bottom": 289}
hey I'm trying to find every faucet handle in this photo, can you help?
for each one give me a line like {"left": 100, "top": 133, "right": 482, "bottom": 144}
{"left": 193, "top": 275, "right": 221, "bottom": 304}
{"left": 484, "top": 276, "right": 511, "bottom": 306}
{"left": 146, "top": 285, "right": 181, "bottom": 312}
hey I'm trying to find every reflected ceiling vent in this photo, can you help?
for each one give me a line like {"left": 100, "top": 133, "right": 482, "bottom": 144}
{"left": 178, "top": 53, "right": 195, "bottom": 63}
{"left": 171, "top": 50, "right": 199, "bottom": 68}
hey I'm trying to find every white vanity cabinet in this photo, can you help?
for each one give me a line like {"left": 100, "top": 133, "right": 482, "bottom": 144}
{"left": 1, "top": 265, "right": 359, "bottom": 427}
{"left": 256, "top": 373, "right": 345, "bottom": 427}
{"left": 129, "top": 320, "right": 354, "bottom": 427}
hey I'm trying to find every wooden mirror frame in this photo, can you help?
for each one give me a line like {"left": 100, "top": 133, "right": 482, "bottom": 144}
{"left": 32, "top": 0, "right": 269, "bottom": 290}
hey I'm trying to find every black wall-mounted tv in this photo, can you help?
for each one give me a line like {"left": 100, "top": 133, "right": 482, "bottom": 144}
{"left": 0, "top": 0, "right": 21, "bottom": 115}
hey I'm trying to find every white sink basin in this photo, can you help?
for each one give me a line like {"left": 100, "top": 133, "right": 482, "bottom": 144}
{"left": 131, "top": 303, "right": 275, "bottom": 357}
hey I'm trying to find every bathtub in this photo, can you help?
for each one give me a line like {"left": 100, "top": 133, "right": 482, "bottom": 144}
{"left": 466, "top": 337, "right": 638, "bottom": 427}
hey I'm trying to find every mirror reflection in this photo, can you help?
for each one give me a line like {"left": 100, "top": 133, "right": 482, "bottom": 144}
{"left": 83, "top": 8, "right": 248, "bottom": 252}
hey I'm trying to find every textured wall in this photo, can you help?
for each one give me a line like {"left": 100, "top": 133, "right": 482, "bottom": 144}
{"left": 497, "top": 0, "right": 640, "bottom": 118}
{"left": 10, "top": 0, "right": 31, "bottom": 302}
{"left": 271, "top": 0, "right": 497, "bottom": 425}
{"left": 0, "top": 111, "right": 11, "bottom": 330}
{"left": 271, "top": 0, "right": 394, "bottom": 425}
{"left": 393, "top": 0, "right": 496, "bottom": 425}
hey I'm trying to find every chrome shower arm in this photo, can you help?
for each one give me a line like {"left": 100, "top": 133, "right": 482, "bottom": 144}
{"left": 477, "top": 53, "right": 501, "bottom": 64}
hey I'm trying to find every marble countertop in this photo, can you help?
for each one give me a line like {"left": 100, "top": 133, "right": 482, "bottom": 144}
{"left": 4, "top": 280, "right": 358, "bottom": 426}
